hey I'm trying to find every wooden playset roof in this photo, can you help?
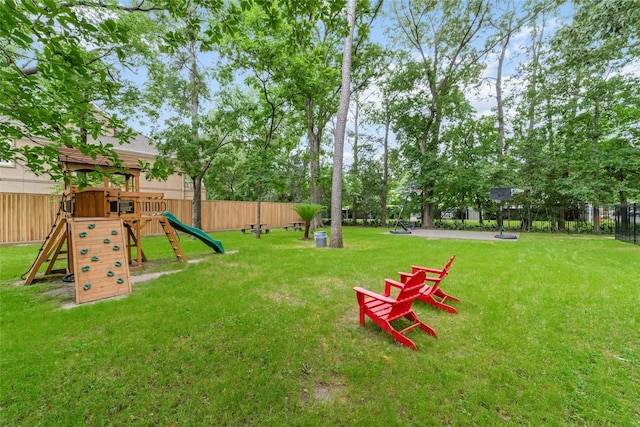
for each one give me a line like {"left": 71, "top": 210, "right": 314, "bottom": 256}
{"left": 58, "top": 147, "right": 142, "bottom": 175}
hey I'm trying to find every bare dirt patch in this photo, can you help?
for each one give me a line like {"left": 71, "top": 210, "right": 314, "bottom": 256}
{"left": 299, "top": 381, "right": 346, "bottom": 405}
{"left": 266, "top": 292, "right": 306, "bottom": 306}
{"left": 31, "top": 269, "right": 186, "bottom": 309}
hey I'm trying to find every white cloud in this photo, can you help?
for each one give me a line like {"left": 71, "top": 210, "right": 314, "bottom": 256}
{"left": 621, "top": 57, "right": 640, "bottom": 78}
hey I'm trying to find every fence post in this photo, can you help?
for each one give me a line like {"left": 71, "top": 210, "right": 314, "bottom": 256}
{"left": 635, "top": 203, "right": 638, "bottom": 245}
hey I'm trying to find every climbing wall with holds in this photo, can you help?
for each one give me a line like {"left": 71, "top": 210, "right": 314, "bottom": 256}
{"left": 70, "top": 218, "right": 132, "bottom": 304}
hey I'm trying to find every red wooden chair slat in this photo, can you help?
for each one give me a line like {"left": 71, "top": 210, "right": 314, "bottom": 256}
{"left": 354, "top": 270, "right": 436, "bottom": 350}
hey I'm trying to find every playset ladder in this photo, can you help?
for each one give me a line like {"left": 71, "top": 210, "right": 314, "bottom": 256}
{"left": 159, "top": 217, "right": 188, "bottom": 262}
{"left": 44, "top": 231, "right": 69, "bottom": 275}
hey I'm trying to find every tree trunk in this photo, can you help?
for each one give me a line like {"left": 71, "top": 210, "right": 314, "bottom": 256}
{"left": 592, "top": 103, "right": 601, "bottom": 235}
{"left": 330, "top": 0, "right": 356, "bottom": 248}
{"left": 305, "top": 98, "right": 324, "bottom": 232}
{"left": 192, "top": 176, "right": 203, "bottom": 231}
{"left": 189, "top": 36, "right": 202, "bottom": 231}
{"left": 351, "top": 95, "right": 359, "bottom": 224}
{"left": 592, "top": 204, "right": 601, "bottom": 234}
{"left": 381, "top": 108, "right": 390, "bottom": 227}
{"left": 496, "top": 32, "right": 510, "bottom": 158}
{"left": 528, "top": 19, "right": 544, "bottom": 133}
{"left": 421, "top": 190, "right": 435, "bottom": 229}
{"left": 256, "top": 176, "right": 262, "bottom": 239}
{"left": 475, "top": 193, "right": 484, "bottom": 225}
{"left": 558, "top": 206, "right": 566, "bottom": 231}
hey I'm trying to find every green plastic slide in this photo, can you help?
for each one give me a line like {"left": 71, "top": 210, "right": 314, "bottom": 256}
{"left": 163, "top": 211, "right": 224, "bottom": 254}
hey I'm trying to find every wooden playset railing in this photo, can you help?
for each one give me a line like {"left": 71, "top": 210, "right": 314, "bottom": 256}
{"left": 72, "top": 187, "right": 166, "bottom": 219}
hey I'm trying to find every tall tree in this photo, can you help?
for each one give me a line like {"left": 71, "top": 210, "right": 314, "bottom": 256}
{"left": 509, "top": 0, "right": 640, "bottom": 232}
{"left": 489, "top": 0, "right": 557, "bottom": 159}
{"left": 219, "top": 0, "right": 338, "bottom": 224}
{"left": 550, "top": 0, "right": 640, "bottom": 232}
{"left": 344, "top": 130, "right": 385, "bottom": 224}
{"left": 220, "top": 3, "right": 304, "bottom": 236}
{"left": 330, "top": 0, "right": 357, "bottom": 248}
{"left": 440, "top": 114, "right": 499, "bottom": 223}
{"left": 266, "top": 0, "right": 344, "bottom": 228}
{"left": 273, "top": 0, "right": 384, "bottom": 231}
{"left": 151, "top": 99, "right": 242, "bottom": 226}
{"left": 348, "top": 41, "right": 390, "bottom": 224}
{"left": 244, "top": 78, "right": 297, "bottom": 238}
{"left": 389, "top": 0, "right": 491, "bottom": 228}
{"left": 364, "top": 65, "right": 401, "bottom": 227}
{"left": 145, "top": 6, "right": 222, "bottom": 230}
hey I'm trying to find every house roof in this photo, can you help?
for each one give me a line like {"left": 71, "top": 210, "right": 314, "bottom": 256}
{"left": 59, "top": 147, "right": 142, "bottom": 173}
{"left": 61, "top": 129, "right": 161, "bottom": 174}
{"left": 89, "top": 132, "right": 159, "bottom": 156}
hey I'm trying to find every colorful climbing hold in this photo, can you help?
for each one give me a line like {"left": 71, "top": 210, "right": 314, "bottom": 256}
{"left": 91, "top": 256, "right": 99, "bottom": 261}
{"left": 103, "top": 238, "right": 111, "bottom": 244}
{"left": 107, "top": 271, "right": 114, "bottom": 277}
{"left": 80, "top": 249, "right": 88, "bottom": 255}
{"left": 117, "top": 278, "right": 124, "bottom": 284}
{"left": 82, "top": 266, "right": 90, "bottom": 272}
{"left": 83, "top": 284, "right": 91, "bottom": 290}
{"left": 79, "top": 232, "right": 87, "bottom": 238}
{"left": 115, "top": 261, "right": 122, "bottom": 267}
{"left": 113, "top": 245, "right": 120, "bottom": 251}
{"left": 88, "top": 224, "right": 95, "bottom": 229}
{"left": 111, "top": 230, "right": 118, "bottom": 235}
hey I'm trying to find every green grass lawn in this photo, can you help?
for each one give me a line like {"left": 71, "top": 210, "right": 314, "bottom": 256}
{"left": 1, "top": 228, "right": 639, "bottom": 425}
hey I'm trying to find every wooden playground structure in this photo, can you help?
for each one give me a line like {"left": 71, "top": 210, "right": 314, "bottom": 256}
{"left": 24, "top": 148, "right": 187, "bottom": 303}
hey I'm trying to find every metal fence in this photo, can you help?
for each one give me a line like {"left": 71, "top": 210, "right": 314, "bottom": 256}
{"left": 615, "top": 203, "right": 639, "bottom": 245}
{"left": 434, "top": 204, "right": 618, "bottom": 235}
{"left": 501, "top": 205, "right": 617, "bottom": 234}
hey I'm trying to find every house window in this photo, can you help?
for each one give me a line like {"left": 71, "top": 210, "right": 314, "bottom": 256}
{"left": 0, "top": 140, "right": 14, "bottom": 167}
{"left": 184, "top": 177, "right": 193, "bottom": 190}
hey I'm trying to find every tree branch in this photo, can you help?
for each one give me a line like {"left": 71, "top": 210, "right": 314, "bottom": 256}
{"left": 58, "top": 1, "right": 165, "bottom": 12}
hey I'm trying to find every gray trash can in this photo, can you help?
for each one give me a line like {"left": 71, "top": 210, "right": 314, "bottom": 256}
{"left": 314, "top": 231, "right": 327, "bottom": 247}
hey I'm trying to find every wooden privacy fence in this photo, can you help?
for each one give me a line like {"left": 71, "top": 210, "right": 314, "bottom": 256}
{"left": 0, "top": 193, "right": 302, "bottom": 244}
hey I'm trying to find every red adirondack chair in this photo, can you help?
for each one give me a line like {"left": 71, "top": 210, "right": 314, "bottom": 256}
{"left": 354, "top": 270, "right": 437, "bottom": 350}
{"left": 398, "top": 254, "right": 460, "bottom": 314}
